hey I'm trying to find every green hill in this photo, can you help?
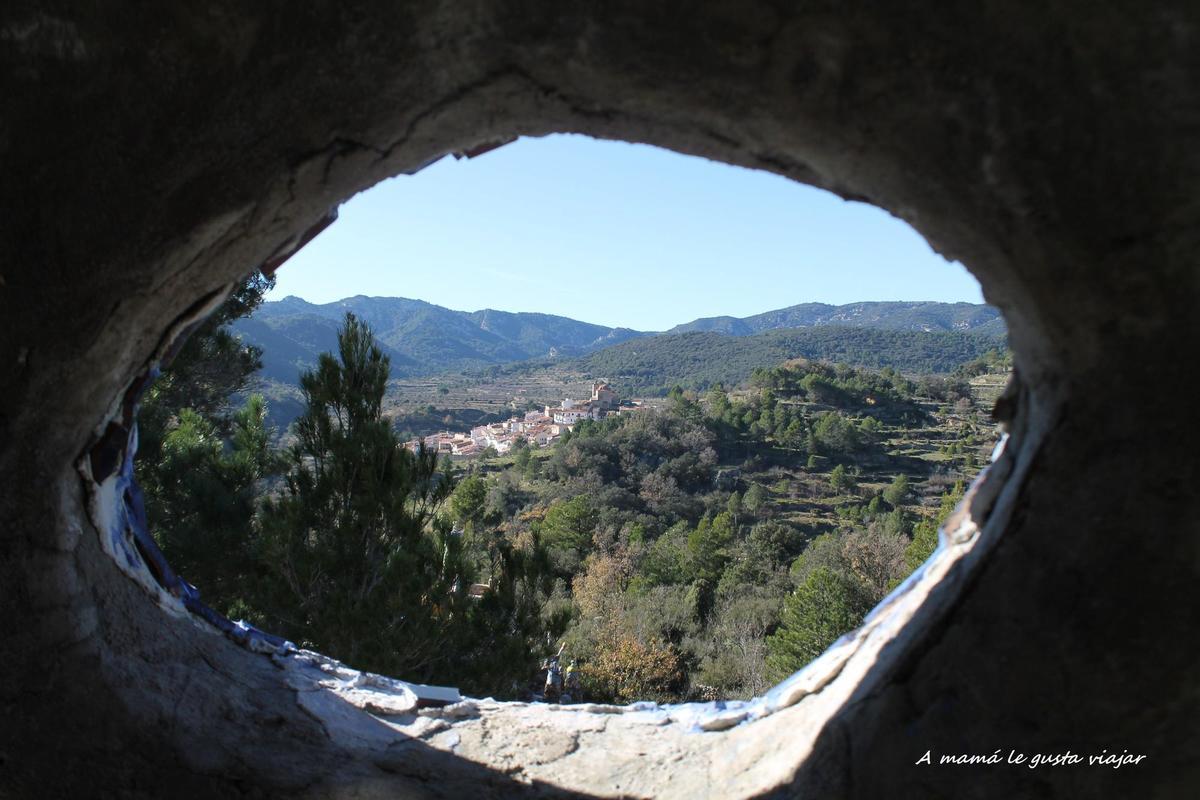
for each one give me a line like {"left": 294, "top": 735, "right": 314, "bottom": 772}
{"left": 669, "top": 301, "right": 1005, "bottom": 337}
{"left": 559, "top": 327, "right": 1006, "bottom": 395}
{"left": 231, "top": 295, "right": 646, "bottom": 383}
{"left": 234, "top": 297, "right": 1006, "bottom": 431}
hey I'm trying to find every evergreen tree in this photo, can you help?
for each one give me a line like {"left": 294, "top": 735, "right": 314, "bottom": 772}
{"left": 636, "top": 522, "right": 692, "bottom": 587}
{"left": 513, "top": 441, "right": 534, "bottom": 471}
{"left": 883, "top": 473, "right": 911, "bottom": 506}
{"left": 883, "top": 508, "right": 909, "bottom": 538}
{"left": 905, "top": 519, "right": 940, "bottom": 575}
{"left": 812, "top": 412, "right": 862, "bottom": 455}
{"left": 865, "top": 493, "right": 884, "bottom": 518}
{"left": 145, "top": 395, "right": 278, "bottom": 615}
{"left": 687, "top": 512, "right": 735, "bottom": 585}
{"left": 783, "top": 418, "right": 808, "bottom": 451}
{"left": 748, "top": 521, "right": 801, "bottom": 570}
{"left": 766, "top": 566, "right": 873, "bottom": 681}
{"left": 829, "top": 464, "right": 855, "bottom": 493}
{"left": 705, "top": 386, "right": 732, "bottom": 420}
{"left": 135, "top": 272, "right": 278, "bottom": 606}
{"left": 253, "top": 311, "right": 472, "bottom": 681}
{"left": 743, "top": 483, "right": 768, "bottom": 517}
{"left": 137, "top": 272, "right": 274, "bottom": 463}
{"left": 667, "top": 385, "right": 702, "bottom": 423}
{"left": 726, "top": 490, "right": 743, "bottom": 527}
{"left": 442, "top": 529, "right": 558, "bottom": 696}
{"left": 450, "top": 475, "right": 489, "bottom": 532}
{"left": 538, "top": 495, "right": 598, "bottom": 574}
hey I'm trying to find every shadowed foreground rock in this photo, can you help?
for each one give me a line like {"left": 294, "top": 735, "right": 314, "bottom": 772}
{"left": 1, "top": 3, "right": 1197, "bottom": 797}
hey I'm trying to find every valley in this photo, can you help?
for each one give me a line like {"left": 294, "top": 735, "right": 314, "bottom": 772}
{"left": 243, "top": 295, "right": 1007, "bottom": 433}
{"left": 140, "top": 279, "right": 1011, "bottom": 704}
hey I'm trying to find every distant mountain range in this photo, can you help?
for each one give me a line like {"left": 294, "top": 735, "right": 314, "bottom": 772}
{"left": 231, "top": 295, "right": 645, "bottom": 384}
{"left": 231, "top": 296, "right": 1005, "bottom": 386}
{"left": 667, "top": 301, "right": 1006, "bottom": 337}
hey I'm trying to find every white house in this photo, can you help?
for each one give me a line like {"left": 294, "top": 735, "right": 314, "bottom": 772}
{"left": 552, "top": 406, "right": 600, "bottom": 425}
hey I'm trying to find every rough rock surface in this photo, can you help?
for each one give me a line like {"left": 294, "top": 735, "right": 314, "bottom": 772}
{"left": 1, "top": 2, "right": 1198, "bottom": 797}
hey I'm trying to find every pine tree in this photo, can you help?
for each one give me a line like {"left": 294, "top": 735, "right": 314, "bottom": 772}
{"left": 135, "top": 272, "right": 278, "bottom": 611}
{"left": 255, "top": 313, "right": 472, "bottom": 679}
{"left": 687, "top": 511, "right": 735, "bottom": 585}
{"left": 883, "top": 473, "right": 911, "bottom": 506}
{"left": 766, "top": 566, "right": 873, "bottom": 681}
{"left": 538, "top": 495, "right": 598, "bottom": 575}
{"left": 829, "top": 464, "right": 855, "bottom": 493}
{"left": 137, "top": 272, "right": 274, "bottom": 463}
{"left": 726, "top": 490, "right": 743, "bottom": 527}
{"left": 743, "top": 483, "right": 768, "bottom": 517}
{"left": 450, "top": 475, "right": 489, "bottom": 533}
{"left": 146, "top": 395, "right": 278, "bottom": 615}
{"left": 252, "top": 312, "right": 551, "bottom": 693}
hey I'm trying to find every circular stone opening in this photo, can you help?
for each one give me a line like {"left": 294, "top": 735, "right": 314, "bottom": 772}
{"left": 120, "top": 133, "right": 1003, "bottom": 711}
{"left": 71, "top": 134, "right": 1030, "bottom": 796}
{"left": 5, "top": 5, "right": 1195, "bottom": 798}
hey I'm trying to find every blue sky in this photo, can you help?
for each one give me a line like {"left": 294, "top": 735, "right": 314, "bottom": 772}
{"left": 269, "top": 134, "right": 982, "bottom": 331}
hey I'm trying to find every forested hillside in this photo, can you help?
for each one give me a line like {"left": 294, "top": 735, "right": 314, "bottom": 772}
{"left": 233, "top": 296, "right": 1004, "bottom": 392}
{"left": 435, "top": 353, "right": 1000, "bottom": 701}
{"left": 140, "top": 280, "right": 1007, "bottom": 703}
{"left": 232, "top": 294, "right": 646, "bottom": 383}
{"left": 553, "top": 327, "right": 1006, "bottom": 395}
{"left": 668, "top": 301, "right": 1006, "bottom": 337}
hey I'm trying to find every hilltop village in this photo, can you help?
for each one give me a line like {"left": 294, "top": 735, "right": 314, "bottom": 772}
{"left": 403, "top": 381, "right": 644, "bottom": 457}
